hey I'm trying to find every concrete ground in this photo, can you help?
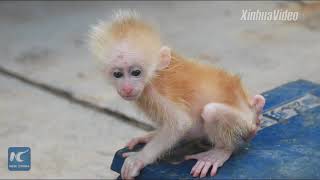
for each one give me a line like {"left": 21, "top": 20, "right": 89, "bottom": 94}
{"left": 0, "top": 1, "right": 319, "bottom": 179}
{"left": 0, "top": 75, "right": 144, "bottom": 179}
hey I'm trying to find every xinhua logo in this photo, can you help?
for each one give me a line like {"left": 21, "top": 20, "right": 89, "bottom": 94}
{"left": 8, "top": 147, "right": 31, "bottom": 171}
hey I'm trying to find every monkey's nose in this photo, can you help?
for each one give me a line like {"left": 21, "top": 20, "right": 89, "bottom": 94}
{"left": 122, "top": 87, "right": 133, "bottom": 95}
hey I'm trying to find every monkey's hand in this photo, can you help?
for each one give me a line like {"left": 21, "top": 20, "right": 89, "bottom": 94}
{"left": 121, "top": 152, "right": 145, "bottom": 180}
{"left": 125, "top": 131, "right": 155, "bottom": 150}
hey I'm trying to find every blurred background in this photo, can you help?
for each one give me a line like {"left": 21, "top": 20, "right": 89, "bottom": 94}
{"left": 0, "top": 1, "right": 319, "bottom": 179}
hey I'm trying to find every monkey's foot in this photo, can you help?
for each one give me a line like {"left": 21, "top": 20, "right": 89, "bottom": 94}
{"left": 185, "top": 148, "right": 232, "bottom": 178}
{"left": 125, "top": 132, "right": 155, "bottom": 150}
{"left": 245, "top": 94, "right": 266, "bottom": 141}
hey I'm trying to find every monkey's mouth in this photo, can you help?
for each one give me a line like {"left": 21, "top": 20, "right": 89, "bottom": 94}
{"left": 121, "top": 94, "right": 139, "bottom": 101}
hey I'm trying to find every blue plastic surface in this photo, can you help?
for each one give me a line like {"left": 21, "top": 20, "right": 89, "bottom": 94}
{"left": 111, "top": 80, "right": 320, "bottom": 179}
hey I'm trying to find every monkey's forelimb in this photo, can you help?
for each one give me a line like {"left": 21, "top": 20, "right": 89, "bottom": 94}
{"left": 121, "top": 97, "right": 193, "bottom": 179}
{"left": 125, "top": 131, "right": 156, "bottom": 150}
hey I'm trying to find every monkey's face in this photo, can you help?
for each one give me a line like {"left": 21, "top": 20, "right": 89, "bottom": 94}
{"left": 105, "top": 62, "right": 147, "bottom": 101}
{"left": 103, "top": 41, "right": 158, "bottom": 101}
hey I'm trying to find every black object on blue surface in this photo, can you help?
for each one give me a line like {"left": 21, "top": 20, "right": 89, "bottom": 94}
{"left": 111, "top": 80, "right": 320, "bottom": 179}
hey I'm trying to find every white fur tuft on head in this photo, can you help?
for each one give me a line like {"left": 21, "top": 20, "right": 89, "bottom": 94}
{"left": 111, "top": 9, "right": 140, "bottom": 23}
{"left": 88, "top": 9, "right": 140, "bottom": 61}
{"left": 88, "top": 20, "right": 109, "bottom": 61}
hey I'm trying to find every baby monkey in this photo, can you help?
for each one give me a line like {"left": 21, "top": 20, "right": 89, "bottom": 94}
{"left": 89, "top": 10, "right": 265, "bottom": 179}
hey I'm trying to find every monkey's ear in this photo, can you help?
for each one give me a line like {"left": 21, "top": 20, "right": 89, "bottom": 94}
{"left": 157, "top": 46, "right": 171, "bottom": 70}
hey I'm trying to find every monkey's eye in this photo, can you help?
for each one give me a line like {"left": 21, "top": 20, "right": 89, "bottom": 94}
{"left": 131, "top": 70, "right": 141, "bottom": 77}
{"left": 113, "top": 71, "right": 123, "bottom": 78}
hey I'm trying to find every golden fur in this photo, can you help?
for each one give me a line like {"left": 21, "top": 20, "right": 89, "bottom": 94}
{"left": 137, "top": 51, "right": 252, "bottom": 122}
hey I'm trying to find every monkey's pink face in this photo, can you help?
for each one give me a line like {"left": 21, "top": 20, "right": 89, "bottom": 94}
{"left": 105, "top": 42, "right": 148, "bottom": 101}
{"left": 107, "top": 64, "right": 146, "bottom": 101}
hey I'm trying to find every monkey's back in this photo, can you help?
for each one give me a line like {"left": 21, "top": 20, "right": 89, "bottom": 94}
{"left": 152, "top": 52, "right": 251, "bottom": 118}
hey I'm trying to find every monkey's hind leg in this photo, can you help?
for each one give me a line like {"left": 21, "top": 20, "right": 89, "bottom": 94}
{"left": 185, "top": 102, "right": 257, "bottom": 178}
